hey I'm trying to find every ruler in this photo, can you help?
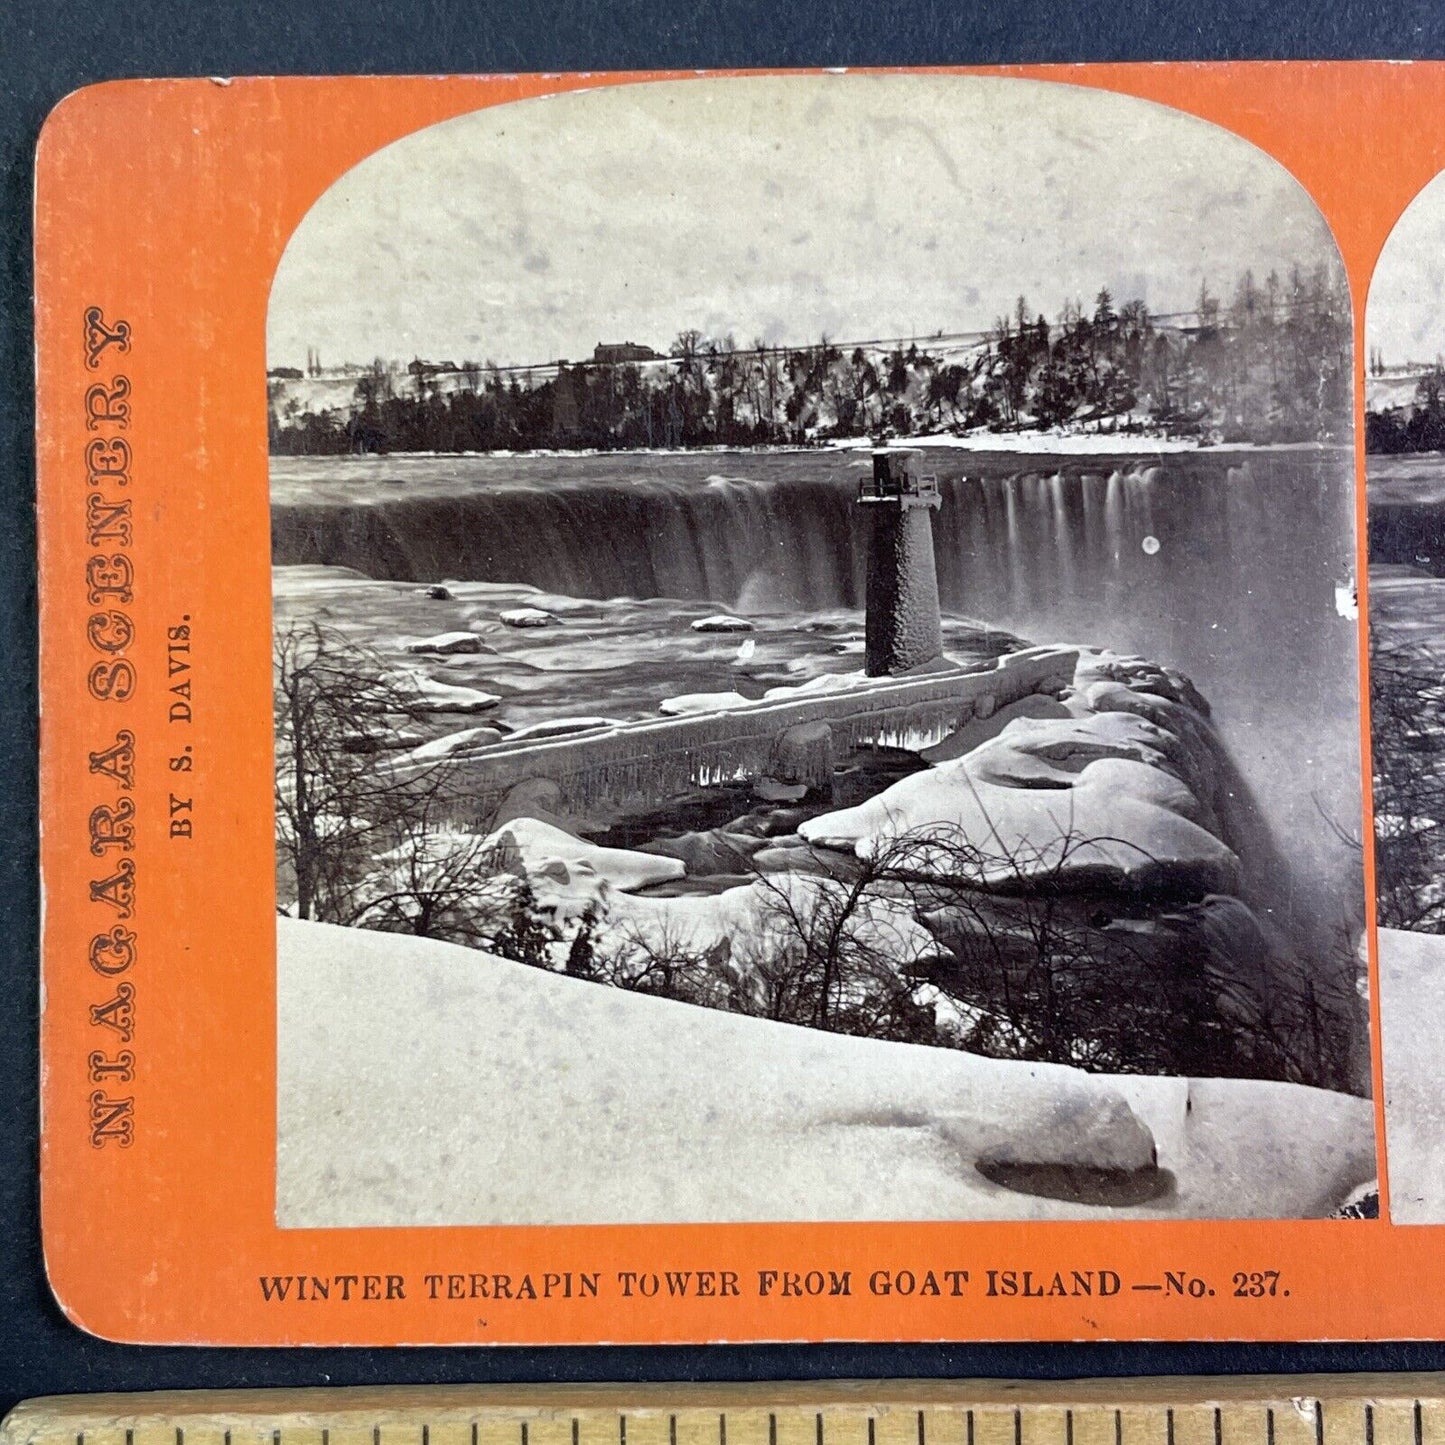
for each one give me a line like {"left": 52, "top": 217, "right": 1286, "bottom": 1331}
{"left": 3, "top": 1381, "right": 1444, "bottom": 1445}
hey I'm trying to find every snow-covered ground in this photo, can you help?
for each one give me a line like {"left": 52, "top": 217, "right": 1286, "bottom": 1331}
{"left": 828, "top": 432, "right": 1348, "bottom": 457}
{"left": 277, "top": 917, "right": 1375, "bottom": 1226}
{"left": 1379, "top": 926, "right": 1445, "bottom": 1222}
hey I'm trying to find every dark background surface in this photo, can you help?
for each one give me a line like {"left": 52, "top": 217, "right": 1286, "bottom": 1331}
{"left": 7, "top": 0, "right": 1445, "bottom": 1411}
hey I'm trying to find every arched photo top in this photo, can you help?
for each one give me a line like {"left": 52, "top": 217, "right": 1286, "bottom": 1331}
{"left": 266, "top": 71, "right": 1348, "bottom": 384}
{"left": 1366, "top": 168, "right": 1445, "bottom": 455}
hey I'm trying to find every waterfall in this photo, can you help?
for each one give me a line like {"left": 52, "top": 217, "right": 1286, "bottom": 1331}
{"left": 273, "top": 445, "right": 1363, "bottom": 940}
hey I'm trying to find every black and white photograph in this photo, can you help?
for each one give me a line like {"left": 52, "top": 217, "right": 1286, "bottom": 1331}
{"left": 1362, "top": 169, "right": 1445, "bottom": 1223}
{"left": 268, "top": 73, "right": 1375, "bottom": 1226}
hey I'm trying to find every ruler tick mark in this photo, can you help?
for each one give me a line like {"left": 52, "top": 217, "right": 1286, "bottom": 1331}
{"left": 424, "top": 1427, "right": 430, "bottom": 1445}
{"left": 967, "top": 1411, "right": 975, "bottom": 1445}
{"left": 770, "top": 1415, "right": 777, "bottom": 1445}
{"left": 816, "top": 1414, "right": 824, "bottom": 1445}
{"left": 1115, "top": 1411, "right": 1122, "bottom": 1445}
{"left": 1065, "top": 1411, "right": 1073, "bottom": 1445}
{"left": 720, "top": 1414, "right": 727, "bottom": 1445}
{"left": 1314, "top": 1401, "right": 1323, "bottom": 1445}
{"left": 1417, "top": 1403, "right": 1425, "bottom": 1445}
{"left": 870, "top": 1420, "right": 877, "bottom": 1445}
{"left": 918, "top": 1412, "right": 926, "bottom": 1445}
{"left": 1214, "top": 1409, "right": 1222, "bottom": 1445}
{"left": 1366, "top": 1406, "right": 1374, "bottom": 1445}
{"left": 621, "top": 1418, "right": 627, "bottom": 1445}
{"left": 1168, "top": 1409, "right": 1175, "bottom": 1445}
{"left": 573, "top": 1422, "right": 580, "bottom": 1445}
{"left": 671, "top": 1419, "right": 678, "bottom": 1445}
{"left": 1267, "top": 1409, "right": 1276, "bottom": 1445}
{"left": 1015, "top": 1410, "right": 1022, "bottom": 1445}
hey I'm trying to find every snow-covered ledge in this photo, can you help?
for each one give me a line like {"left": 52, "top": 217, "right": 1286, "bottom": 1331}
{"left": 277, "top": 919, "right": 1375, "bottom": 1226}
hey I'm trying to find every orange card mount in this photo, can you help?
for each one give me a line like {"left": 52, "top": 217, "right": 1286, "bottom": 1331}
{"left": 36, "top": 63, "right": 1445, "bottom": 1346}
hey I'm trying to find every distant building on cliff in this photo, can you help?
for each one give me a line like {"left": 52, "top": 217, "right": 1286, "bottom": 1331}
{"left": 592, "top": 340, "right": 662, "bottom": 365}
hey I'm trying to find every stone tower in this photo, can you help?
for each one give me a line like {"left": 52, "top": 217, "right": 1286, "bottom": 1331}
{"left": 858, "top": 447, "right": 943, "bottom": 677}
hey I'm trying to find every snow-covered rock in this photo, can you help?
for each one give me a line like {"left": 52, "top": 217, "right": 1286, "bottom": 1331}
{"left": 504, "top": 716, "right": 622, "bottom": 742}
{"left": 691, "top": 615, "right": 754, "bottom": 633}
{"left": 338, "top": 728, "right": 426, "bottom": 753}
{"left": 638, "top": 829, "right": 769, "bottom": 875}
{"left": 401, "top": 672, "right": 502, "bottom": 714}
{"left": 602, "top": 872, "right": 946, "bottom": 981}
{"left": 405, "top": 631, "right": 489, "bottom": 655}
{"left": 277, "top": 918, "right": 1377, "bottom": 1224}
{"left": 401, "top": 725, "right": 506, "bottom": 762}
{"left": 1071, "top": 650, "right": 1211, "bottom": 718}
{"left": 501, "top": 607, "right": 555, "bottom": 628}
{"left": 658, "top": 690, "right": 755, "bottom": 716}
{"left": 763, "top": 671, "right": 866, "bottom": 699}
{"left": 753, "top": 778, "right": 809, "bottom": 803}
{"left": 800, "top": 650, "right": 1240, "bottom": 894}
{"left": 483, "top": 816, "right": 685, "bottom": 905}
{"left": 920, "top": 693, "right": 1070, "bottom": 763}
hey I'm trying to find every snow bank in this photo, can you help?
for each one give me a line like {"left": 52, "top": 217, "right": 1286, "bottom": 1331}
{"left": 484, "top": 816, "right": 685, "bottom": 902}
{"left": 1380, "top": 926, "right": 1445, "bottom": 1223}
{"left": 276, "top": 919, "right": 1376, "bottom": 1225}
{"left": 501, "top": 607, "right": 555, "bottom": 628}
{"left": 799, "top": 650, "right": 1239, "bottom": 893}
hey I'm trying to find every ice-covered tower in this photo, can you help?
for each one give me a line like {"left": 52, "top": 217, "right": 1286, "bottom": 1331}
{"left": 857, "top": 447, "right": 943, "bottom": 677}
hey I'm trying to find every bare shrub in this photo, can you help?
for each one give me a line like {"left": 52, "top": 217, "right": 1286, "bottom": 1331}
{"left": 274, "top": 620, "right": 507, "bottom": 942}
{"left": 1370, "top": 623, "right": 1445, "bottom": 932}
{"left": 582, "top": 808, "right": 1364, "bottom": 1091}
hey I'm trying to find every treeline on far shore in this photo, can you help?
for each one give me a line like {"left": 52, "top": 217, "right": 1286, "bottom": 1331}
{"left": 270, "top": 264, "right": 1352, "bottom": 456}
{"left": 1368, "top": 366, "right": 1445, "bottom": 454}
